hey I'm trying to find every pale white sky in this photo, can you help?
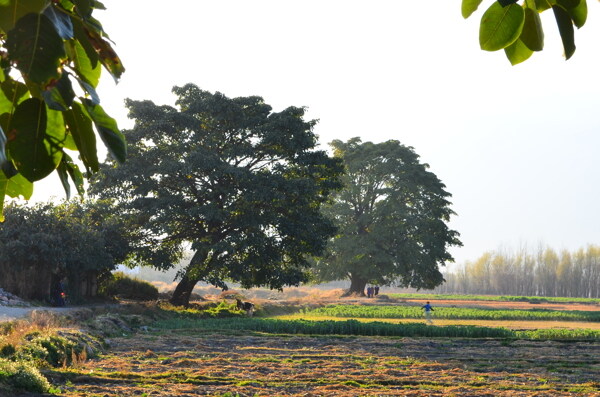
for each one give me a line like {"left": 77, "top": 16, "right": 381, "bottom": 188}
{"left": 36, "top": 0, "right": 600, "bottom": 266}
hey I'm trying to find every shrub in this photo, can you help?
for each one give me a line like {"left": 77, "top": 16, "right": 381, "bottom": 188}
{"left": 99, "top": 272, "right": 159, "bottom": 301}
{"left": 0, "top": 358, "right": 50, "bottom": 393}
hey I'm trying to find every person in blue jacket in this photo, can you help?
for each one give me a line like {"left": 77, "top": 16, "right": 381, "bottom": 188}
{"left": 421, "top": 301, "right": 434, "bottom": 324}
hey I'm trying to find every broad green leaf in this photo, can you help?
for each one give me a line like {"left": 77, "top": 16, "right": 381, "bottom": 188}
{"left": 479, "top": 2, "right": 525, "bottom": 51}
{"left": 43, "top": 4, "right": 74, "bottom": 39}
{"left": 556, "top": 0, "right": 579, "bottom": 8}
{"left": 504, "top": 38, "right": 534, "bottom": 64}
{"left": 0, "top": 77, "right": 29, "bottom": 113}
{"left": 566, "top": 0, "right": 587, "bottom": 28}
{"left": 7, "top": 98, "right": 63, "bottom": 181}
{"left": 64, "top": 101, "right": 99, "bottom": 172}
{"left": 46, "top": 107, "right": 68, "bottom": 149}
{"left": 520, "top": 7, "right": 544, "bottom": 51}
{"left": 74, "top": 76, "right": 100, "bottom": 104}
{"left": 73, "top": 0, "right": 92, "bottom": 18}
{"left": 552, "top": 5, "right": 575, "bottom": 59}
{"left": 82, "top": 99, "right": 126, "bottom": 163}
{"left": 57, "top": 152, "right": 84, "bottom": 198}
{"left": 6, "top": 13, "right": 67, "bottom": 87}
{"left": 67, "top": 38, "right": 102, "bottom": 87}
{"left": 42, "top": 72, "right": 76, "bottom": 111}
{"left": 84, "top": 28, "right": 125, "bottom": 82}
{"left": 535, "top": 0, "right": 555, "bottom": 11}
{"left": 462, "top": 0, "right": 484, "bottom": 18}
{"left": 72, "top": 17, "right": 99, "bottom": 68}
{"left": 4, "top": 171, "right": 33, "bottom": 199}
{"left": 0, "top": 0, "right": 47, "bottom": 33}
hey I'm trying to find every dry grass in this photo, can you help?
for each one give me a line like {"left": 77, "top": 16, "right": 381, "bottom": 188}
{"left": 50, "top": 331, "right": 600, "bottom": 396}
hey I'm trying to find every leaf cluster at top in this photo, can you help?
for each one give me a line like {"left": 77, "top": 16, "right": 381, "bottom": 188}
{"left": 0, "top": 0, "right": 126, "bottom": 220}
{"left": 463, "top": 0, "right": 587, "bottom": 64}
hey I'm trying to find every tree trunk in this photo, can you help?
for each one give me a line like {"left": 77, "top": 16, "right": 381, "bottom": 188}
{"left": 344, "top": 274, "right": 367, "bottom": 297}
{"left": 169, "top": 249, "right": 209, "bottom": 307}
{"left": 169, "top": 273, "right": 199, "bottom": 307}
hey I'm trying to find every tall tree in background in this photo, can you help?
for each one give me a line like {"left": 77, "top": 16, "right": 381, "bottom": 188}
{"left": 313, "top": 138, "right": 461, "bottom": 296}
{"left": 91, "top": 84, "right": 343, "bottom": 307}
{"left": 0, "top": 0, "right": 125, "bottom": 219}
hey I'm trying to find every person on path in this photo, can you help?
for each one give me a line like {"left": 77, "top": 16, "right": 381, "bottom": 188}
{"left": 421, "top": 301, "right": 434, "bottom": 324}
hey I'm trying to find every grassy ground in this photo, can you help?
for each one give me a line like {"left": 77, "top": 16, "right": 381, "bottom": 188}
{"left": 3, "top": 293, "right": 600, "bottom": 396}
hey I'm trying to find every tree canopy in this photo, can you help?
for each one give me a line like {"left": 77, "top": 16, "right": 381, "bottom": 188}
{"left": 0, "top": 199, "right": 133, "bottom": 300}
{"left": 464, "top": 0, "right": 587, "bottom": 64}
{"left": 0, "top": 0, "right": 125, "bottom": 220}
{"left": 91, "top": 84, "right": 343, "bottom": 306}
{"left": 312, "top": 138, "right": 462, "bottom": 295}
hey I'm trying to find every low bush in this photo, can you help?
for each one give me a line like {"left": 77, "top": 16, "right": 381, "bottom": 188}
{"left": 99, "top": 272, "right": 159, "bottom": 301}
{"left": 0, "top": 358, "right": 50, "bottom": 393}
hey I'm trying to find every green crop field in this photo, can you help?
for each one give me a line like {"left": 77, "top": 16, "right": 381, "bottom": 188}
{"left": 298, "top": 304, "right": 600, "bottom": 322}
{"left": 387, "top": 293, "right": 600, "bottom": 304}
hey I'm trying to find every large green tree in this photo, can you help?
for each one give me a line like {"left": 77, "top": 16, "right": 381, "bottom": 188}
{"left": 90, "top": 84, "right": 343, "bottom": 307}
{"left": 313, "top": 138, "right": 462, "bottom": 296}
{"left": 0, "top": 0, "right": 125, "bottom": 219}
{"left": 464, "top": 0, "right": 588, "bottom": 64}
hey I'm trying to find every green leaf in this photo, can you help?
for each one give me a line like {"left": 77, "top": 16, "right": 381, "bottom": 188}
{"left": 84, "top": 28, "right": 125, "bottom": 82}
{"left": 57, "top": 152, "right": 84, "bottom": 198}
{"left": 552, "top": 5, "right": 575, "bottom": 60}
{"left": 64, "top": 101, "right": 99, "bottom": 172}
{"left": 535, "top": 0, "right": 555, "bottom": 12}
{"left": 0, "top": 77, "right": 29, "bottom": 114}
{"left": 73, "top": 76, "right": 100, "bottom": 104}
{"left": 462, "top": 0, "right": 484, "bottom": 18}
{"left": 6, "top": 98, "right": 63, "bottom": 181}
{"left": 556, "top": 0, "right": 579, "bottom": 8}
{"left": 0, "top": 168, "right": 34, "bottom": 220}
{"left": 4, "top": 171, "right": 33, "bottom": 199}
{"left": 82, "top": 99, "right": 126, "bottom": 163}
{"left": 504, "top": 38, "right": 534, "bottom": 65}
{"left": 480, "top": 2, "right": 526, "bottom": 51}
{"left": 42, "top": 72, "right": 76, "bottom": 111}
{"left": 46, "top": 107, "right": 68, "bottom": 148}
{"left": 67, "top": 38, "right": 102, "bottom": 87}
{"left": 6, "top": 12, "right": 67, "bottom": 87}
{"left": 520, "top": 7, "right": 544, "bottom": 51}
{"left": 0, "top": 0, "right": 47, "bottom": 33}
{"left": 72, "top": 17, "right": 99, "bottom": 69}
{"left": 73, "top": 0, "right": 92, "bottom": 18}
{"left": 566, "top": 0, "right": 587, "bottom": 28}
{"left": 43, "top": 4, "right": 74, "bottom": 39}
{"left": 0, "top": 125, "right": 7, "bottom": 167}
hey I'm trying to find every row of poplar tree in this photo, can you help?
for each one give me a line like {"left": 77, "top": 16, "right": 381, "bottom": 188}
{"left": 437, "top": 245, "right": 600, "bottom": 298}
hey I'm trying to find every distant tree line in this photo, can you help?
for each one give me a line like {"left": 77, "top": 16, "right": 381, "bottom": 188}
{"left": 436, "top": 245, "right": 600, "bottom": 298}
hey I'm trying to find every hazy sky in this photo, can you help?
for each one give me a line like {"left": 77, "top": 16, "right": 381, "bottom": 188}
{"left": 35, "top": 0, "right": 600, "bottom": 266}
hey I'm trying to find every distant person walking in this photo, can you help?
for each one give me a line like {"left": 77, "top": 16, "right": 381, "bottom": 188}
{"left": 421, "top": 301, "right": 434, "bottom": 324}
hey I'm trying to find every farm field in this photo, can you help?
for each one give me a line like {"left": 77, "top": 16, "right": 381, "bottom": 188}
{"left": 38, "top": 294, "right": 600, "bottom": 396}
{"left": 49, "top": 331, "right": 600, "bottom": 396}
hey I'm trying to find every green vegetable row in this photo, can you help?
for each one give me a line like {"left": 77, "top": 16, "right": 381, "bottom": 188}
{"left": 154, "top": 318, "right": 600, "bottom": 340}
{"left": 387, "top": 293, "right": 600, "bottom": 304}
{"left": 302, "top": 305, "right": 600, "bottom": 322}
